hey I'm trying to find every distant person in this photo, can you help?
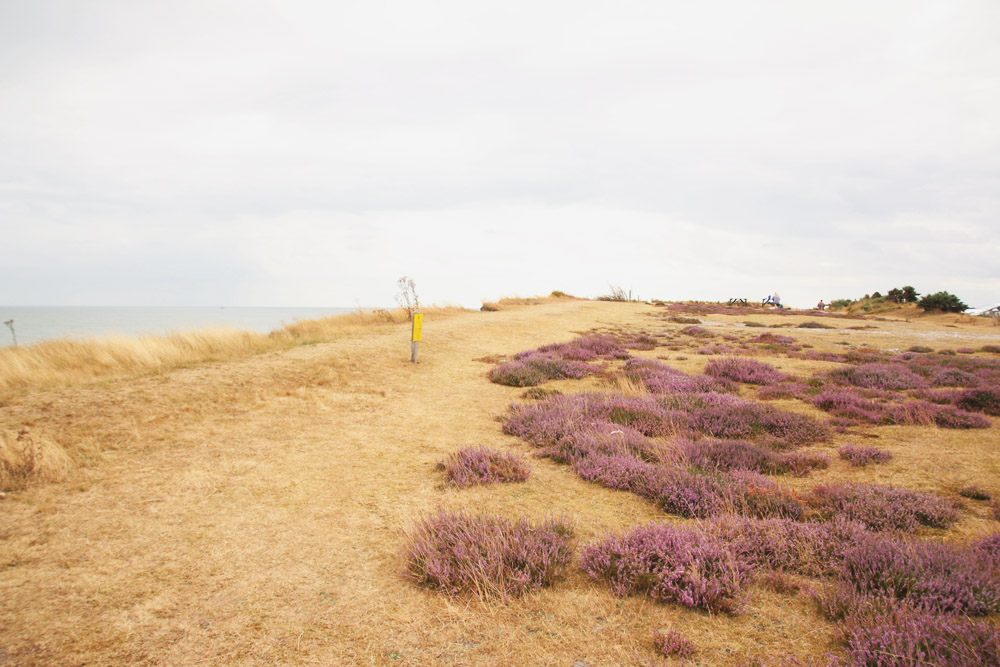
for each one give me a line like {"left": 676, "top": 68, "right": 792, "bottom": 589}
{"left": 772, "top": 292, "right": 783, "bottom": 309}
{"left": 817, "top": 300, "right": 825, "bottom": 311}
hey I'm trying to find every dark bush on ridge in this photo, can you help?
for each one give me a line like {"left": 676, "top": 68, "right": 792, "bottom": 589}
{"left": 811, "top": 482, "right": 959, "bottom": 532}
{"left": 704, "top": 357, "right": 789, "bottom": 385}
{"left": 403, "top": 511, "right": 574, "bottom": 600}
{"left": 838, "top": 444, "right": 892, "bottom": 467}
{"left": 580, "top": 522, "right": 753, "bottom": 613}
{"left": 437, "top": 446, "right": 531, "bottom": 487}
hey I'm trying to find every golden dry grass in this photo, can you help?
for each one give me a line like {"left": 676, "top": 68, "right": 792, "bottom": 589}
{"left": 0, "top": 306, "right": 467, "bottom": 402}
{"left": 0, "top": 300, "right": 997, "bottom": 665}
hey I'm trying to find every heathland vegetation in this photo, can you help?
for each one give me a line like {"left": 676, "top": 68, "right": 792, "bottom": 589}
{"left": 1, "top": 297, "right": 998, "bottom": 665}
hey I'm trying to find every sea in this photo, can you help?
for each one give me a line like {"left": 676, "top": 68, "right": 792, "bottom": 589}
{"left": 0, "top": 306, "right": 357, "bottom": 348}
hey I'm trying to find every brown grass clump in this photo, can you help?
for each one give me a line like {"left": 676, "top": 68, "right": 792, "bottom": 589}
{"left": 0, "top": 428, "right": 73, "bottom": 490}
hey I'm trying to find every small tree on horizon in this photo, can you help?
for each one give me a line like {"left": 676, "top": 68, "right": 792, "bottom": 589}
{"left": 918, "top": 291, "right": 968, "bottom": 313}
{"left": 395, "top": 277, "right": 420, "bottom": 320}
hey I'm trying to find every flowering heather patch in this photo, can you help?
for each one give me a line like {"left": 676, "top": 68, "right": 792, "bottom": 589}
{"left": 653, "top": 629, "right": 696, "bottom": 659}
{"left": 957, "top": 347, "right": 975, "bottom": 354}
{"left": 810, "top": 482, "right": 959, "bottom": 532}
{"left": 534, "top": 334, "right": 629, "bottom": 361}
{"left": 678, "top": 438, "right": 785, "bottom": 474}
{"left": 977, "top": 533, "right": 1000, "bottom": 565}
{"left": 955, "top": 387, "right": 1000, "bottom": 416}
{"left": 839, "top": 539, "right": 1000, "bottom": 615}
{"left": 622, "top": 333, "right": 659, "bottom": 350}
{"left": 488, "top": 351, "right": 595, "bottom": 387}
{"left": 704, "top": 516, "right": 872, "bottom": 577}
{"left": 750, "top": 332, "right": 796, "bottom": 346}
{"left": 982, "top": 345, "right": 1000, "bottom": 354}
{"left": 402, "top": 511, "right": 574, "bottom": 600}
{"left": 520, "top": 386, "right": 562, "bottom": 400}
{"left": 437, "top": 446, "right": 531, "bottom": 487}
{"left": 929, "top": 367, "right": 982, "bottom": 387}
{"left": 680, "top": 325, "right": 713, "bottom": 338}
{"left": 580, "top": 522, "right": 753, "bottom": 613}
{"left": 705, "top": 357, "right": 789, "bottom": 385}
{"left": 811, "top": 388, "right": 990, "bottom": 429}
{"left": 672, "top": 392, "right": 829, "bottom": 448}
{"left": 841, "top": 603, "right": 1000, "bottom": 667}
{"left": 838, "top": 444, "right": 892, "bottom": 467}
{"left": 827, "top": 363, "right": 927, "bottom": 390}
{"left": 621, "top": 358, "right": 734, "bottom": 394}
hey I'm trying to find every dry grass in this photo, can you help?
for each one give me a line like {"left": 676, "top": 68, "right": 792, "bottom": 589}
{"left": 0, "top": 306, "right": 466, "bottom": 402}
{"left": 0, "top": 299, "right": 997, "bottom": 665}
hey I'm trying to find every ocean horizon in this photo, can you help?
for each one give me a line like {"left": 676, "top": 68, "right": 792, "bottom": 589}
{"left": 0, "top": 306, "right": 358, "bottom": 348}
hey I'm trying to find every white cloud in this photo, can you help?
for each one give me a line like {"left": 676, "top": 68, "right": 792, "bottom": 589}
{"left": 1, "top": 0, "right": 998, "bottom": 307}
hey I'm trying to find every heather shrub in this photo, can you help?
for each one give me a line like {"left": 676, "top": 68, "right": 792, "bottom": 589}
{"left": 622, "top": 357, "right": 733, "bottom": 394}
{"left": 838, "top": 444, "right": 892, "bottom": 467}
{"left": 489, "top": 352, "right": 595, "bottom": 387}
{"left": 827, "top": 363, "right": 926, "bottom": 390}
{"left": 705, "top": 357, "right": 789, "bottom": 385}
{"left": 704, "top": 516, "right": 872, "bottom": 577}
{"left": 779, "top": 450, "right": 830, "bottom": 477}
{"left": 907, "top": 345, "right": 933, "bottom": 353}
{"left": 580, "top": 522, "right": 753, "bottom": 613}
{"left": 437, "top": 446, "right": 530, "bottom": 487}
{"left": 982, "top": 345, "right": 1000, "bottom": 354}
{"left": 839, "top": 538, "right": 1000, "bottom": 615}
{"left": 955, "top": 387, "right": 1000, "bottom": 416}
{"left": 751, "top": 332, "right": 796, "bottom": 346}
{"left": 677, "top": 392, "right": 829, "bottom": 448}
{"left": 535, "top": 334, "right": 629, "bottom": 360}
{"left": 957, "top": 347, "right": 975, "bottom": 354}
{"left": 812, "top": 388, "right": 990, "bottom": 429}
{"left": 929, "top": 367, "right": 981, "bottom": 387}
{"left": 653, "top": 629, "right": 696, "bottom": 659}
{"left": 841, "top": 603, "right": 1000, "bottom": 667}
{"left": 977, "top": 533, "right": 1000, "bottom": 565}
{"left": 718, "top": 470, "right": 804, "bottom": 520}
{"left": 798, "top": 321, "right": 834, "bottom": 329}
{"left": 681, "top": 325, "right": 713, "bottom": 338}
{"left": 403, "top": 511, "right": 574, "bottom": 600}
{"left": 957, "top": 485, "right": 991, "bottom": 501}
{"left": 811, "top": 482, "right": 959, "bottom": 532}
{"left": 678, "top": 438, "right": 784, "bottom": 474}
{"left": 623, "top": 333, "right": 658, "bottom": 350}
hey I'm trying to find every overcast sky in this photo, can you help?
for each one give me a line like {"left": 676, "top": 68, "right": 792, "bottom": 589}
{"left": 2, "top": 0, "right": 998, "bottom": 309}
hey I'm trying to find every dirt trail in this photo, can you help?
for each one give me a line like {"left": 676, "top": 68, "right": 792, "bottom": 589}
{"left": 1, "top": 300, "right": 997, "bottom": 666}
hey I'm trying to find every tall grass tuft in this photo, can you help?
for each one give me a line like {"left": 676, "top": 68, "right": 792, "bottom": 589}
{"left": 0, "top": 306, "right": 467, "bottom": 399}
{"left": 0, "top": 428, "right": 73, "bottom": 491}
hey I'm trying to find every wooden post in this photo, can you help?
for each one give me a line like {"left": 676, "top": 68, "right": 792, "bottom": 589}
{"left": 411, "top": 311, "right": 422, "bottom": 362}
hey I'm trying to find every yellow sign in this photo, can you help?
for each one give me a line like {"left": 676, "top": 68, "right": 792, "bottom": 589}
{"left": 412, "top": 313, "right": 423, "bottom": 341}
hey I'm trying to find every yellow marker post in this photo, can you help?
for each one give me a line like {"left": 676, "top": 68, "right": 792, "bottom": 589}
{"left": 411, "top": 312, "right": 422, "bottom": 362}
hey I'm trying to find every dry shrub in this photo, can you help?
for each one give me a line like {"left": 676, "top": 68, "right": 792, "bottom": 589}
{"left": 402, "top": 511, "right": 574, "bottom": 600}
{"left": 436, "top": 446, "right": 530, "bottom": 487}
{"left": 0, "top": 428, "right": 73, "bottom": 491}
